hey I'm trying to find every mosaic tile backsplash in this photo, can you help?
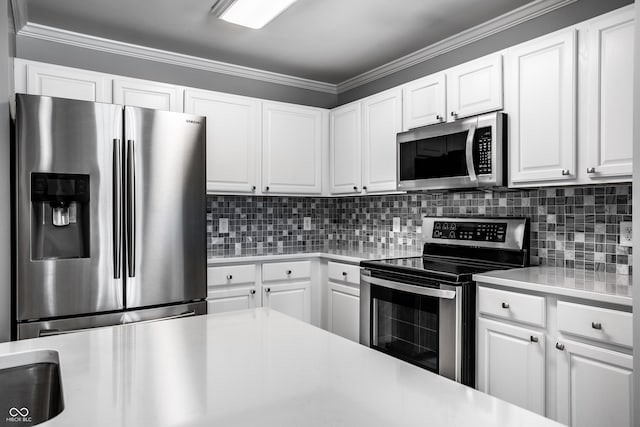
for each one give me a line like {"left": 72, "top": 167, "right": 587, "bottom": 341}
{"left": 207, "top": 184, "right": 633, "bottom": 274}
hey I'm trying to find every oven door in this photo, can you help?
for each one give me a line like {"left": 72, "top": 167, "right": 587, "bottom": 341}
{"left": 360, "top": 272, "right": 462, "bottom": 381}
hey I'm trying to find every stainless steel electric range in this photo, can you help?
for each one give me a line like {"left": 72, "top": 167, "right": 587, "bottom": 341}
{"left": 359, "top": 217, "right": 530, "bottom": 387}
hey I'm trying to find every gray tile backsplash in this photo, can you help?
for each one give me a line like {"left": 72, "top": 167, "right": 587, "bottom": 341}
{"left": 207, "top": 184, "right": 632, "bottom": 274}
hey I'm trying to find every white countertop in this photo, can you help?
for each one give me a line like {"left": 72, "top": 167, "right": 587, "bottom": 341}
{"left": 1, "top": 309, "right": 561, "bottom": 427}
{"left": 474, "top": 266, "right": 632, "bottom": 306}
{"left": 207, "top": 248, "right": 423, "bottom": 266}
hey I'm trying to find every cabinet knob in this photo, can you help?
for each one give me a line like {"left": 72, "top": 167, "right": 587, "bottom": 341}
{"left": 530, "top": 336, "right": 539, "bottom": 343}
{"left": 586, "top": 167, "right": 596, "bottom": 174}
{"left": 501, "top": 302, "right": 510, "bottom": 309}
{"left": 555, "top": 342, "right": 565, "bottom": 351}
{"left": 251, "top": 185, "right": 256, "bottom": 191}
{"left": 436, "top": 114, "right": 442, "bottom": 121}
{"left": 342, "top": 271, "right": 347, "bottom": 276}
{"left": 249, "top": 289, "right": 256, "bottom": 295}
{"left": 450, "top": 111, "right": 457, "bottom": 119}
{"left": 353, "top": 186, "right": 358, "bottom": 191}
{"left": 591, "top": 322, "right": 602, "bottom": 330}
{"left": 561, "top": 169, "right": 571, "bottom": 176}
{"left": 226, "top": 275, "right": 233, "bottom": 280}
{"left": 362, "top": 186, "right": 368, "bottom": 191}
{"left": 286, "top": 270, "right": 292, "bottom": 275}
{"left": 264, "top": 186, "right": 270, "bottom": 192}
{"left": 265, "top": 287, "right": 271, "bottom": 293}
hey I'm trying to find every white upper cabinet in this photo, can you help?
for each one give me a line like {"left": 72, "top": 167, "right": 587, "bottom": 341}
{"left": 447, "top": 54, "right": 503, "bottom": 121}
{"left": 507, "top": 29, "right": 577, "bottom": 185}
{"left": 556, "top": 338, "right": 633, "bottom": 427}
{"left": 362, "top": 89, "right": 402, "bottom": 193}
{"left": 184, "top": 89, "right": 259, "bottom": 194}
{"left": 402, "top": 72, "right": 446, "bottom": 130}
{"left": 585, "top": 8, "right": 635, "bottom": 179}
{"left": 330, "top": 102, "right": 362, "bottom": 194}
{"left": 262, "top": 102, "right": 325, "bottom": 195}
{"left": 23, "top": 62, "right": 111, "bottom": 103}
{"left": 113, "top": 77, "right": 182, "bottom": 111}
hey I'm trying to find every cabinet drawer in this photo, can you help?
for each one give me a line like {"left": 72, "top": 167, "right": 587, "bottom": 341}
{"left": 262, "top": 261, "right": 311, "bottom": 282}
{"left": 208, "top": 264, "right": 255, "bottom": 287}
{"left": 478, "top": 286, "right": 546, "bottom": 327}
{"left": 557, "top": 301, "right": 632, "bottom": 348}
{"left": 328, "top": 262, "right": 360, "bottom": 285}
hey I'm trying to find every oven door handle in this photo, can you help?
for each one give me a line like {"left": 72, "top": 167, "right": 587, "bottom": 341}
{"left": 361, "top": 275, "right": 456, "bottom": 299}
{"left": 465, "top": 125, "right": 477, "bottom": 182}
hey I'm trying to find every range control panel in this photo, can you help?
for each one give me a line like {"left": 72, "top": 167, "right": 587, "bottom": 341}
{"left": 432, "top": 221, "right": 507, "bottom": 242}
{"left": 473, "top": 126, "right": 493, "bottom": 175}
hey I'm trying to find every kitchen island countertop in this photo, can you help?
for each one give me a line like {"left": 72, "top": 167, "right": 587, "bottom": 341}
{"left": 0, "top": 309, "right": 561, "bottom": 427}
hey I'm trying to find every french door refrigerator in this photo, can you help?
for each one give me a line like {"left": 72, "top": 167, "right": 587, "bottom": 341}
{"left": 14, "top": 94, "right": 207, "bottom": 340}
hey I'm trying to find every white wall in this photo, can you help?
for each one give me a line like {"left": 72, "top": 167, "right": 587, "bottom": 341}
{"left": 0, "top": 0, "right": 11, "bottom": 342}
{"left": 633, "top": 1, "right": 640, "bottom": 425}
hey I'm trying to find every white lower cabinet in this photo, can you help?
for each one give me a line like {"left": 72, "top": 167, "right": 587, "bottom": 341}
{"left": 327, "top": 282, "right": 359, "bottom": 342}
{"left": 556, "top": 338, "right": 633, "bottom": 427}
{"left": 477, "top": 318, "right": 545, "bottom": 415}
{"left": 207, "top": 286, "right": 259, "bottom": 314}
{"left": 263, "top": 281, "right": 311, "bottom": 323}
{"left": 477, "top": 284, "right": 633, "bottom": 426}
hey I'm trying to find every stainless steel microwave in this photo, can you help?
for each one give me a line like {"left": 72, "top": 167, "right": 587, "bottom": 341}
{"left": 397, "top": 112, "right": 506, "bottom": 191}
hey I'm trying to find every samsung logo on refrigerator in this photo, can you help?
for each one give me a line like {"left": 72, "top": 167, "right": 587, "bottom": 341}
{"left": 186, "top": 119, "right": 201, "bottom": 125}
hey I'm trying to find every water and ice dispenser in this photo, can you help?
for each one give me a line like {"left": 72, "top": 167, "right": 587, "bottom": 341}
{"left": 31, "top": 173, "right": 90, "bottom": 260}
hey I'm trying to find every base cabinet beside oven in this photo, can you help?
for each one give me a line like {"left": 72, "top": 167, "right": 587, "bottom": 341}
{"left": 476, "top": 283, "right": 633, "bottom": 427}
{"left": 326, "top": 262, "right": 361, "bottom": 342}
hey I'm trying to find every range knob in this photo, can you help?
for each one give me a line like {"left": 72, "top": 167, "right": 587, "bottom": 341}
{"left": 449, "top": 231, "right": 455, "bottom": 238}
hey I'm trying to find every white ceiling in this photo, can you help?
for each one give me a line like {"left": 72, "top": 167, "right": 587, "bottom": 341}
{"left": 24, "top": 0, "right": 534, "bottom": 84}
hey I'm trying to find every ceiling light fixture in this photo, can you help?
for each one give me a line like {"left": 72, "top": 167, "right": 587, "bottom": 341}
{"left": 211, "top": 0, "right": 298, "bottom": 29}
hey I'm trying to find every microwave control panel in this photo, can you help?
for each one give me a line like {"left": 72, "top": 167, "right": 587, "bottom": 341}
{"left": 473, "top": 126, "right": 492, "bottom": 175}
{"left": 432, "top": 221, "right": 507, "bottom": 242}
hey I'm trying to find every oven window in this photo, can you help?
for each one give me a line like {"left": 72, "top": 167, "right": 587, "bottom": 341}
{"left": 399, "top": 130, "right": 469, "bottom": 180}
{"left": 370, "top": 284, "right": 439, "bottom": 372}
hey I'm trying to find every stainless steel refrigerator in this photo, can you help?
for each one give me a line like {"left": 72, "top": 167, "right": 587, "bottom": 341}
{"left": 14, "top": 94, "right": 207, "bottom": 340}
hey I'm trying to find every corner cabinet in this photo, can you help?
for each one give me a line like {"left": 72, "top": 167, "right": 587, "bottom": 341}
{"left": 262, "top": 102, "right": 325, "bottom": 195}
{"left": 506, "top": 29, "right": 577, "bottom": 185}
{"left": 329, "top": 102, "right": 362, "bottom": 195}
{"left": 184, "top": 89, "right": 259, "bottom": 194}
{"left": 585, "top": 8, "right": 635, "bottom": 179}
{"left": 362, "top": 89, "right": 402, "bottom": 193}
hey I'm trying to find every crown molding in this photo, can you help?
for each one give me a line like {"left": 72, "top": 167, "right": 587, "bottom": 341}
{"left": 10, "top": 0, "right": 28, "bottom": 33}
{"left": 17, "top": 23, "right": 338, "bottom": 94}
{"left": 16, "top": 0, "right": 577, "bottom": 96}
{"left": 336, "top": 0, "right": 577, "bottom": 93}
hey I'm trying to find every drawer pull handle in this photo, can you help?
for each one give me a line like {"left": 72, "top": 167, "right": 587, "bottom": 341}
{"left": 342, "top": 271, "right": 347, "bottom": 276}
{"left": 353, "top": 186, "right": 358, "bottom": 191}
{"left": 249, "top": 289, "right": 256, "bottom": 295}
{"left": 555, "top": 342, "right": 565, "bottom": 351}
{"left": 561, "top": 169, "right": 571, "bottom": 176}
{"left": 591, "top": 322, "right": 602, "bottom": 330}
{"left": 501, "top": 302, "right": 510, "bottom": 309}
{"left": 265, "top": 287, "right": 271, "bottom": 293}
{"left": 286, "top": 270, "right": 292, "bottom": 275}
{"left": 226, "top": 275, "right": 233, "bottom": 280}
{"left": 530, "top": 336, "right": 539, "bottom": 343}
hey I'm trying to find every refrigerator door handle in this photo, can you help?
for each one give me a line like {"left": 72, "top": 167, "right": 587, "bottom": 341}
{"left": 126, "top": 139, "right": 136, "bottom": 277}
{"left": 113, "top": 138, "right": 122, "bottom": 279}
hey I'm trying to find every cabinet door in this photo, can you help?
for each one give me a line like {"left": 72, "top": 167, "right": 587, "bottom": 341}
{"left": 25, "top": 62, "right": 110, "bottom": 102}
{"left": 402, "top": 73, "right": 446, "bottom": 130}
{"left": 327, "top": 282, "right": 359, "bottom": 342}
{"left": 585, "top": 9, "right": 634, "bottom": 179}
{"left": 362, "top": 89, "right": 402, "bottom": 193}
{"left": 262, "top": 102, "right": 324, "bottom": 195}
{"left": 263, "top": 281, "right": 311, "bottom": 323}
{"left": 556, "top": 338, "right": 633, "bottom": 427}
{"left": 207, "top": 286, "right": 259, "bottom": 314}
{"left": 185, "top": 89, "right": 259, "bottom": 193}
{"left": 477, "top": 318, "right": 545, "bottom": 415}
{"left": 330, "top": 102, "right": 362, "bottom": 194}
{"left": 113, "top": 78, "right": 182, "bottom": 111}
{"left": 507, "top": 30, "right": 577, "bottom": 184}
{"left": 447, "top": 54, "right": 503, "bottom": 121}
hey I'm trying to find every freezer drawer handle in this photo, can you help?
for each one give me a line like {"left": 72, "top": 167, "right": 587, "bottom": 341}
{"left": 113, "top": 138, "right": 122, "bottom": 279}
{"left": 126, "top": 139, "right": 136, "bottom": 277}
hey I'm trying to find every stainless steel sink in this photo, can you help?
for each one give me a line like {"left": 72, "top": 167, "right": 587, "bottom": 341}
{"left": 0, "top": 350, "right": 64, "bottom": 426}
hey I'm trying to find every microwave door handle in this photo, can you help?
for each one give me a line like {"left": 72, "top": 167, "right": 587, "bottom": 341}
{"left": 465, "top": 126, "right": 477, "bottom": 182}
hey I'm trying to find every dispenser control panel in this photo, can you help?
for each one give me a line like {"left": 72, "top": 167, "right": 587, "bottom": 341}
{"left": 432, "top": 221, "right": 507, "bottom": 242}
{"left": 31, "top": 173, "right": 90, "bottom": 203}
